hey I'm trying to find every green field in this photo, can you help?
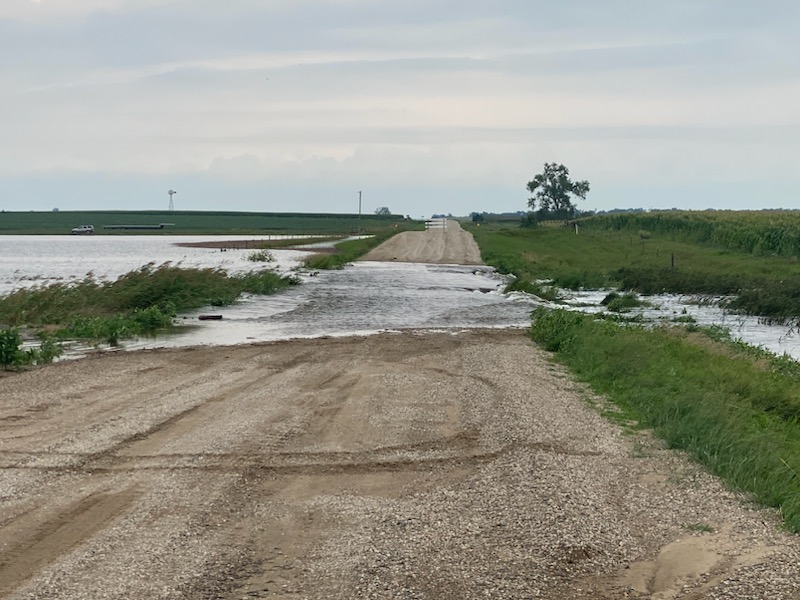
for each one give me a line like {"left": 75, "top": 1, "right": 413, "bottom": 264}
{"left": 0, "top": 210, "right": 410, "bottom": 235}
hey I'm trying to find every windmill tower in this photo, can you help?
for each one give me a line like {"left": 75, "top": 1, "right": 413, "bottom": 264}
{"left": 168, "top": 189, "right": 177, "bottom": 211}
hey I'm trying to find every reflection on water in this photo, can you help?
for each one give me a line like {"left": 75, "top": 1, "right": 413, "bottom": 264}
{"left": 2, "top": 236, "right": 800, "bottom": 361}
{"left": 563, "top": 289, "right": 800, "bottom": 361}
{"left": 0, "top": 235, "right": 307, "bottom": 295}
{"left": 134, "top": 262, "right": 539, "bottom": 349}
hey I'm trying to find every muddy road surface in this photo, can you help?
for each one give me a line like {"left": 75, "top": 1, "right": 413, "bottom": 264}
{"left": 1, "top": 221, "right": 800, "bottom": 599}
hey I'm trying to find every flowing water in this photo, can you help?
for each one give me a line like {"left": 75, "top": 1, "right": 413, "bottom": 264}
{"left": 2, "top": 235, "right": 800, "bottom": 360}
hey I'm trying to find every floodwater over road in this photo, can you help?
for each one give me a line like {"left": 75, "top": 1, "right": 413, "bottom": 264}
{"left": 3, "top": 235, "right": 800, "bottom": 360}
{"left": 156, "top": 261, "right": 536, "bottom": 348}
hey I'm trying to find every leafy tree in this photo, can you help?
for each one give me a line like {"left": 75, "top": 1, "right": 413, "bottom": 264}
{"left": 374, "top": 206, "right": 392, "bottom": 216}
{"left": 527, "top": 163, "right": 590, "bottom": 220}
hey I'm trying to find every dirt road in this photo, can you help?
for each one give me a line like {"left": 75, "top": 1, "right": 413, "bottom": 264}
{"left": 360, "top": 220, "right": 483, "bottom": 265}
{"left": 1, "top": 224, "right": 800, "bottom": 599}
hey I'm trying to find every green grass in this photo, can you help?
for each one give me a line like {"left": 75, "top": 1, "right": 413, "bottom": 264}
{"left": 467, "top": 221, "right": 800, "bottom": 318}
{"left": 529, "top": 307, "right": 800, "bottom": 532}
{"left": 0, "top": 210, "right": 411, "bottom": 235}
{"left": 601, "top": 291, "right": 649, "bottom": 313}
{"left": 0, "top": 328, "right": 62, "bottom": 370}
{"left": 0, "top": 264, "right": 300, "bottom": 344}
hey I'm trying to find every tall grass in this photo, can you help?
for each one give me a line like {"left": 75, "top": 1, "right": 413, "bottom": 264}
{"left": 0, "top": 264, "right": 299, "bottom": 344}
{"left": 584, "top": 210, "right": 800, "bottom": 257}
{"left": 467, "top": 222, "right": 800, "bottom": 318}
{"left": 529, "top": 308, "right": 800, "bottom": 532}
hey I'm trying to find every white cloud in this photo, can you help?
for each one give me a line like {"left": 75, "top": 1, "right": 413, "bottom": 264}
{"left": 1, "top": 0, "right": 799, "bottom": 212}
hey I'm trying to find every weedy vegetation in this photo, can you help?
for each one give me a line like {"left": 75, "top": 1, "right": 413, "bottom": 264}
{"left": 0, "top": 264, "right": 299, "bottom": 345}
{"left": 247, "top": 249, "right": 275, "bottom": 262}
{"left": 0, "top": 328, "right": 62, "bottom": 370}
{"left": 468, "top": 210, "right": 800, "bottom": 319}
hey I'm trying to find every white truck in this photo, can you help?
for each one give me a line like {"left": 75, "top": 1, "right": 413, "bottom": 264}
{"left": 71, "top": 224, "right": 95, "bottom": 235}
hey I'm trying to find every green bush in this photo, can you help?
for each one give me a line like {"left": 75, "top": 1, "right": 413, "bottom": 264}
{"left": 0, "top": 328, "right": 22, "bottom": 369}
{"left": 601, "top": 291, "right": 648, "bottom": 312}
{"left": 247, "top": 249, "right": 275, "bottom": 262}
{"left": 0, "top": 328, "right": 62, "bottom": 369}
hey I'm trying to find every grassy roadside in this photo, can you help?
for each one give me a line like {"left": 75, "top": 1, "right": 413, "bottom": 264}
{"left": 529, "top": 308, "right": 800, "bottom": 532}
{"left": 467, "top": 222, "right": 800, "bottom": 319}
{"left": 0, "top": 264, "right": 299, "bottom": 348}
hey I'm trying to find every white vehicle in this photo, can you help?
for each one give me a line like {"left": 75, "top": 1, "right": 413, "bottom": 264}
{"left": 71, "top": 224, "right": 95, "bottom": 235}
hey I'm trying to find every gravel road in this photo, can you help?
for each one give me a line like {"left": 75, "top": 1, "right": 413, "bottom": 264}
{"left": 1, "top": 222, "right": 799, "bottom": 599}
{"left": 360, "top": 221, "right": 483, "bottom": 265}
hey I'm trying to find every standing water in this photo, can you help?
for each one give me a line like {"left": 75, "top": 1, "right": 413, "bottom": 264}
{"left": 2, "top": 236, "right": 800, "bottom": 360}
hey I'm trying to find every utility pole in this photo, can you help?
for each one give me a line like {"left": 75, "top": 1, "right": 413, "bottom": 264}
{"left": 358, "top": 190, "right": 362, "bottom": 233}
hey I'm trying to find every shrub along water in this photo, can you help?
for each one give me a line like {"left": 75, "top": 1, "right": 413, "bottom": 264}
{"left": 0, "top": 265, "right": 299, "bottom": 345}
{"left": 529, "top": 307, "right": 800, "bottom": 532}
{"left": 0, "top": 328, "right": 62, "bottom": 370}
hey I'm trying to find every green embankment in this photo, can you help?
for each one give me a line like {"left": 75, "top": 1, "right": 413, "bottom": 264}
{"left": 0, "top": 210, "right": 408, "bottom": 235}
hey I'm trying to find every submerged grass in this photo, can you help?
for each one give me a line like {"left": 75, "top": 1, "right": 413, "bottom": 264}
{"left": 467, "top": 222, "right": 800, "bottom": 318}
{"left": 529, "top": 307, "right": 800, "bottom": 532}
{"left": 0, "top": 264, "right": 299, "bottom": 344}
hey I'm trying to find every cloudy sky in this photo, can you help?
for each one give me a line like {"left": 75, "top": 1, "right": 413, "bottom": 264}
{"left": 1, "top": 1, "right": 799, "bottom": 217}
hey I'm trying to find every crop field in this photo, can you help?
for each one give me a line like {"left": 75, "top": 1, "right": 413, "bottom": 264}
{"left": 0, "top": 210, "right": 410, "bottom": 235}
{"left": 583, "top": 209, "right": 800, "bottom": 257}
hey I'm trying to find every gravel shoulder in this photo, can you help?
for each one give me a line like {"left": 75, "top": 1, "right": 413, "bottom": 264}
{"left": 1, "top": 331, "right": 799, "bottom": 599}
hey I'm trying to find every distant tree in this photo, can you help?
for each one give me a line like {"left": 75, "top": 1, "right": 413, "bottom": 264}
{"left": 526, "top": 163, "right": 590, "bottom": 220}
{"left": 374, "top": 206, "right": 392, "bottom": 216}
{"left": 470, "top": 212, "right": 485, "bottom": 223}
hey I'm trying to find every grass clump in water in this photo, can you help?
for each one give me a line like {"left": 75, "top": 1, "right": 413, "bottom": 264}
{"left": 601, "top": 291, "right": 649, "bottom": 313}
{"left": 247, "top": 249, "right": 275, "bottom": 262}
{"left": 529, "top": 307, "right": 800, "bottom": 532}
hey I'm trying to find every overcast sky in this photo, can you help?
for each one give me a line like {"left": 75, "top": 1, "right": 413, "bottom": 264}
{"left": 1, "top": 0, "right": 799, "bottom": 217}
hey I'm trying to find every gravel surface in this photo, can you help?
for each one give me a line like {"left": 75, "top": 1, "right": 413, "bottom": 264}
{"left": 360, "top": 221, "right": 483, "bottom": 265}
{"left": 1, "top": 330, "right": 799, "bottom": 599}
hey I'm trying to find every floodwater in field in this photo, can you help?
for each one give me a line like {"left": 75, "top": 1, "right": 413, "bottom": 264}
{"left": 3, "top": 235, "right": 800, "bottom": 361}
